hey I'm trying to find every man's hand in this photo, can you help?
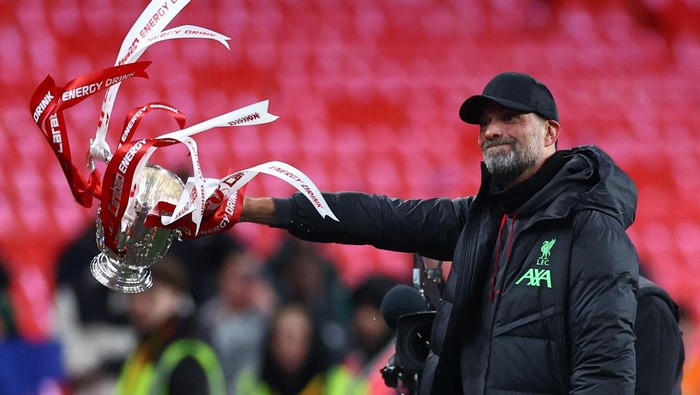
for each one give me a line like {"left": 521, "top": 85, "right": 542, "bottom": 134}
{"left": 145, "top": 186, "right": 246, "bottom": 238}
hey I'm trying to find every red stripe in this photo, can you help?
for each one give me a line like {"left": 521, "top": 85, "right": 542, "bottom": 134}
{"left": 490, "top": 214, "right": 508, "bottom": 302}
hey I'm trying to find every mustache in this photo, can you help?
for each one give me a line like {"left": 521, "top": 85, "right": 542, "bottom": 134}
{"left": 482, "top": 137, "right": 516, "bottom": 151}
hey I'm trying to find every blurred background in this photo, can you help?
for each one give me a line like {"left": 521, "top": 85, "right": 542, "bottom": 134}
{"left": 1, "top": 0, "right": 700, "bottom": 393}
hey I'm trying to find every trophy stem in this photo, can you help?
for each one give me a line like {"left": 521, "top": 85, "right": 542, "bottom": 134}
{"left": 90, "top": 252, "right": 153, "bottom": 293}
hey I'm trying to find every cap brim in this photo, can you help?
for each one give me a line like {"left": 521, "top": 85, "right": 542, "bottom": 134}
{"left": 459, "top": 95, "right": 535, "bottom": 124}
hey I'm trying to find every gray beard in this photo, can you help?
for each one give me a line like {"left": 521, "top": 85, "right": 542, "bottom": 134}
{"left": 483, "top": 140, "right": 541, "bottom": 182}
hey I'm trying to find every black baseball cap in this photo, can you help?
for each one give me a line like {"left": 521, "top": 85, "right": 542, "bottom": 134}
{"left": 459, "top": 72, "right": 559, "bottom": 124}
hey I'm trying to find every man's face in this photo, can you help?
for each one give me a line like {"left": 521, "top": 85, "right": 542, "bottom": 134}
{"left": 477, "top": 102, "right": 550, "bottom": 182}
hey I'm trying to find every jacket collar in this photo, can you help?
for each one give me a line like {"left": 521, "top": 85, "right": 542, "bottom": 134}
{"left": 474, "top": 146, "right": 637, "bottom": 229}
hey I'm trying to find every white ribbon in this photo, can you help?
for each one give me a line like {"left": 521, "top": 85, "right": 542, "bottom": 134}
{"left": 160, "top": 160, "right": 339, "bottom": 234}
{"left": 87, "top": 1, "right": 338, "bottom": 238}
{"left": 146, "top": 25, "right": 231, "bottom": 49}
{"left": 153, "top": 136, "right": 209, "bottom": 235}
{"left": 157, "top": 100, "right": 279, "bottom": 140}
{"left": 90, "top": 1, "right": 232, "bottom": 161}
{"left": 153, "top": 100, "right": 280, "bottom": 234}
{"left": 153, "top": 102, "right": 337, "bottom": 233}
{"left": 115, "top": 1, "right": 192, "bottom": 65}
{"left": 117, "top": 135, "right": 206, "bottom": 237}
{"left": 216, "top": 161, "right": 338, "bottom": 221}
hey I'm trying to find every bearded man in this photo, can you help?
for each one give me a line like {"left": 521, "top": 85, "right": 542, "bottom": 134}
{"left": 187, "top": 72, "right": 641, "bottom": 394}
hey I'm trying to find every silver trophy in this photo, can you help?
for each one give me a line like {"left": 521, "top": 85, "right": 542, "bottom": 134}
{"left": 90, "top": 164, "right": 184, "bottom": 293}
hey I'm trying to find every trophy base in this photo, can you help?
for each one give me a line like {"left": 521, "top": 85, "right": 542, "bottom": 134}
{"left": 90, "top": 252, "right": 153, "bottom": 293}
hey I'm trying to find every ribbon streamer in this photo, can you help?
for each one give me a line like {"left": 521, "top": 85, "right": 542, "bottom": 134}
{"left": 91, "top": 0, "right": 231, "bottom": 161}
{"left": 31, "top": 1, "right": 339, "bottom": 254}
{"left": 156, "top": 160, "right": 339, "bottom": 234}
{"left": 29, "top": 63, "right": 151, "bottom": 207}
{"left": 216, "top": 161, "right": 338, "bottom": 221}
{"left": 98, "top": 99, "right": 282, "bottom": 251}
{"left": 157, "top": 100, "right": 279, "bottom": 140}
{"left": 119, "top": 102, "right": 186, "bottom": 145}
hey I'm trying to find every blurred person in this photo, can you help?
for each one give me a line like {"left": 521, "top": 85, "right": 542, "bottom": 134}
{"left": 326, "top": 275, "right": 398, "bottom": 395}
{"left": 634, "top": 276, "right": 684, "bottom": 395}
{"left": 681, "top": 308, "right": 700, "bottom": 394}
{"left": 0, "top": 262, "right": 17, "bottom": 339}
{"left": 169, "top": 232, "right": 244, "bottom": 306}
{"left": 116, "top": 254, "right": 226, "bottom": 395}
{"left": 166, "top": 168, "right": 247, "bottom": 307}
{"left": 0, "top": 258, "right": 69, "bottom": 395}
{"left": 198, "top": 248, "right": 276, "bottom": 394}
{"left": 266, "top": 236, "right": 353, "bottom": 360}
{"left": 236, "top": 302, "right": 333, "bottom": 395}
{"left": 55, "top": 223, "right": 130, "bottom": 325}
{"left": 53, "top": 223, "right": 136, "bottom": 394}
{"left": 179, "top": 71, "right": 641, "bottom": 393}
{"left": 54, "top": 224, "right": 240, "bottom": 394}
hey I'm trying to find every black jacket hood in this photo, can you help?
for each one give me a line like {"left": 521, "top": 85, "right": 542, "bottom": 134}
{"left": 499, "top": 145, "right": 638, "bottom": 229}
{"left": 569, "top": 145, "right": 637, "bottom": 228}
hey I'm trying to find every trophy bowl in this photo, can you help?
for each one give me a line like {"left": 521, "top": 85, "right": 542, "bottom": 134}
{"left": 91, "top": 163, "right": 184, "bottom": 293}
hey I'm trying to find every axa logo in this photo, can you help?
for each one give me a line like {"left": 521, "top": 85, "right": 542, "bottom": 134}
{"left": 515, "top": 239, "right": 556, "bottom": 289}
{"left": 515, "top": 268, "right": 552, "bottom": 288}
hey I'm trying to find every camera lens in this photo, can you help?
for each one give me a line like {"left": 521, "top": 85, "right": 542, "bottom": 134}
{"left": 395, "top": 312, "right": 435, "bottom": 371}
{"left": 408, "top": 323, "right": 431, "bottom": 361}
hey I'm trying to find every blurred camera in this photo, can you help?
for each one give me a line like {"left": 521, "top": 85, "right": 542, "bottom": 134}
{"left": 380, "top": 311, "right": 436, "bottom": 393}
{"left": 394, "top": 311, "right": 435, "bottom": 372}
{"left": 380, "top": 255, "right": 442, "bottom": 394}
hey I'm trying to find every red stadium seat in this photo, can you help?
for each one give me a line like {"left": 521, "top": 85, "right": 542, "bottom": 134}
{"left": 3, "top": 0, "right": 700, "bottom": 337}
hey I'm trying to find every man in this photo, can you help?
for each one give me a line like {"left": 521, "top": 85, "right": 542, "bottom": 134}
{"left": 198, "top": 248, "right": 274, "bottom": 394}
{"left": 325, "top": 275, "right": 399, "bottom": 395}
{"left": 184, "top": 72, "right": 641, "bottom": 393}
{"left": 635, "top": 275, "right": 684, "bottom": 395}
{"left": 117, "top": 255, "right": 226, "bottom": 395}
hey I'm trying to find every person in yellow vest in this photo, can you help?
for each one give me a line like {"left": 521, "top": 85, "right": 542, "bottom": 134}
{"left": 325, "top": 275, "right": 400, "bottom": 395}
{"left": 116, "top": 255, "right": 226, "bottom": 395}
{"left": 237, "top": 302, "right": 333, "bottom": 395}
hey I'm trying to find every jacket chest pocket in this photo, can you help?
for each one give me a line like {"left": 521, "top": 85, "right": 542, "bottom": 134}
{"left": 494, "top": 228, "right": 571, "bottom": 328}
{"left": 487, "top": 229, "right": 572, "bottom": 392}
{"left": 489, "top": 307, "right": 570, "bottom": 393}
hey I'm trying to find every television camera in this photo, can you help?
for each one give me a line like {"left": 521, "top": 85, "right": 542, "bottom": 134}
{"left": 379, "top": 254, "right": 443, "bottom": 394}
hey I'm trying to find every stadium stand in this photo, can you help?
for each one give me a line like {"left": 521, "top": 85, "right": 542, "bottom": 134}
{"left": 1, "top": 0, "right": 699, "bottom": 339}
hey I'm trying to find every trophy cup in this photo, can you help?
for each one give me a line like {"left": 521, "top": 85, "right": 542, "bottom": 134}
{"left": 90, "top": 163, "right": 185, "bottom": 293}
{"left": 29, "top": 2, "right": 327, "bottom": 294}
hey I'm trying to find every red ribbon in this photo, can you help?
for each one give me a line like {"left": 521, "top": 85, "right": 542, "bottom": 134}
{"left": 145, "top": 185, "right": 246, "bottom": 239}
{"left": 99, "top": 137, "right": 179, "bottom": 254}
{"left": 119, "top": 102, "right": 186, "bottom": 145}
{"left": 29, "top": 62, "right": 151, "bottom": 207}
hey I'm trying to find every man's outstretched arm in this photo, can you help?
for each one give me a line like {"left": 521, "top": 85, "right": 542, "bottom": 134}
{"left": 239, "top": 192, "right": 467, "bottom": 261}
{"left": 240, "top": 197, "right": 276, "bottom": 225}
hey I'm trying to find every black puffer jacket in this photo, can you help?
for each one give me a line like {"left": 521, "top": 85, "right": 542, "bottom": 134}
{"left": 273, "top": 145, "right": 639, "bottom": 394}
